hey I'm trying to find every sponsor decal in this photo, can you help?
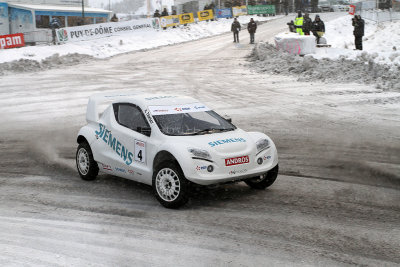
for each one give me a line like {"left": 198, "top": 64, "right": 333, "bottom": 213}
{"left": 196, "top": 165, "right": 207, "bottom": 171}
{"left": 263, "top": 155, "right": 272, "bottom": 161}
{"left": 208, "top": 138, "right": 246, "bottom": 147}
{"left": 128, "top": 169, "right": 135, "bottom": 175}
{"left": 144, "top": 109, "right": 154, "bottom": 124}
{"left": 56, "top": 29, "right": 68, "bottom": 42}
{"left": 225, "top": 155, "right": 249, "bottom": 166}
{"left": 134, "top": 140, "right": 146, "bottom": 163}
{"left": 101, "top": 163, "right": 112, "bottom": 171}
{"left": 229, "top": 169, "right": 247, "bottom": 175}
{"left": 0, "top": 33, "right": 25, "bottom": 49}
{"left": 95, "top": 123, "right": 134, "bottom": 166}
{"left": 145, "top": 96, "right": 177, "bottom": 101}
{"left": 149, "top": 103, "right": 210, "bottom": 115}
{"left": 115, "top": 167, "right": 126, "bottom": 173}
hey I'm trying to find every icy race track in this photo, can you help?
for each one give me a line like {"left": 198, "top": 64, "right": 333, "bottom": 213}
{"left": 0, "top": 15, "right": 399, "bottom": 266}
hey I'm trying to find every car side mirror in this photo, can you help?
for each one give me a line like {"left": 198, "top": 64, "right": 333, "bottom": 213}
{"left": 137, "top": 126, "right": 151, "bottom": 137}
{"left": 224, "top": 116, "right": 232, "bottom": 123}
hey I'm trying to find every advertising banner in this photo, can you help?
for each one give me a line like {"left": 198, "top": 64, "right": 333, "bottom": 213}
{"left": 56, "top": 18, "right": 160, "bottom": 43}
{"left": 349, "top": 5, "right": 356, "bottom": 15}
{"left": 0, "top": 33, "right": 25, "bottom": 49}
{"left": 247, "top": 5, "right": 276, "bottom": 15}
{"left": 197, "top": 9, "right": 214, "bottom": 21}
{"left": 215, "top": 8, "right": 233, "bottom": 18}
{"left": 179, "top": 13, "right": 195, "bottom": 24}
{"left": 160, "top": 15, "right": 180, "bottom": 28}
{"left": 232, "top": 6, "right": 247, "bottom": 16}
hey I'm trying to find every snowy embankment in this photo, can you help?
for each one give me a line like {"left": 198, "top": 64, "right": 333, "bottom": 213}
{"left": 0, "top": 15, "right": 280, "bottom": 74}
{"left": 249, "top": 15, "right": 400, "bottom": 91}
{"left": 314, "top": 14, "right": 400, "bottom": 66}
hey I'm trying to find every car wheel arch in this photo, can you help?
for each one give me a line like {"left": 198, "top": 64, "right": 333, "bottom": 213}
{"left": 77, "top": 135, "right": 88, "bottom": 144}
{"left": 153, "top": 150, "right": 179, "bottom": 171}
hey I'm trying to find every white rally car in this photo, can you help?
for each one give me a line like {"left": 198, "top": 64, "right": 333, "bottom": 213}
{"left": 76, "top": 93, "right": 279, "bottom": 208}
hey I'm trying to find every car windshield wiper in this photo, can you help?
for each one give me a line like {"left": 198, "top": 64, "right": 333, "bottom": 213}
{"left": 193, "top": 128, "right": 233, "bottom": 135}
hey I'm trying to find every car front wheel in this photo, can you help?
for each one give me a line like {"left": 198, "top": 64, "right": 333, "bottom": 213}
{"left": 76, "top": 142, "right": 99, "bottom": 181}
{"left": 152, "top": 162, "right": 189, "bottom": 209}
{"left": 245, "top": 164, "right": 279, "bottom": 189}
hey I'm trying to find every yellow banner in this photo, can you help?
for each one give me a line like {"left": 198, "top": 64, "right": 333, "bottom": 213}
{"left": 179, "top": 13, "right": 195, "bottom": 24}
{"left": 160, "top": 15, "right": 180, "bottom": 28}
{"left": 232, "top": 6, "right": 247, "bottom": 17}
{"left": 197, "top": 9, "right": 214, "bottom": 21}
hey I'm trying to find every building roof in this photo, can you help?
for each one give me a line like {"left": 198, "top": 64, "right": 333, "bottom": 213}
{"left": 7, "top": 3, "right": 112, "bottom": 13}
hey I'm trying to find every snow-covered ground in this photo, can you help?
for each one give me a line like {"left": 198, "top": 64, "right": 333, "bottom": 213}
{"left": 0, "top": 15, "right": 280, "bottom": 65}
{"left": 0, "top": 15, "right": 399, "bottom": 266}
{"left": 312, "top": 15, "right": 400, "bottom": 67}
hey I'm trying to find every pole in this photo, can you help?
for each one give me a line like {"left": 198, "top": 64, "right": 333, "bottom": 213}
{"left": 147, "top": 0, "right": 151, "bottom": 17}
{"left": 82, "top": 0, "right": 85, "bottom": 24}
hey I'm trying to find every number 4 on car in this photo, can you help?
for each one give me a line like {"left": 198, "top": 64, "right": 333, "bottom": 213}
{"left": 76, "top": 93, "right": 279, "bottom": 208}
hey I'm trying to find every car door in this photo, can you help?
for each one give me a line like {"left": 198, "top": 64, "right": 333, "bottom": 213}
{"left": 110, "top": 103, "right": 153, "bottom": 183}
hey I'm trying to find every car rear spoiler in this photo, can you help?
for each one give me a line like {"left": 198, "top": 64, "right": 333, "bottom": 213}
{"left": 86, "top": 92, "right": 140, "bottom": 123}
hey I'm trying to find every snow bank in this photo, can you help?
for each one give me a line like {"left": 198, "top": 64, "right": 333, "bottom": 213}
{"left": 312, "top": 15, "right": 400, "bottom": 66}
{"left": 0, "top": 15, "right": 280, "bottom": 71}
{"left": 249, "top": 42, "right": 400, "bottom": 91}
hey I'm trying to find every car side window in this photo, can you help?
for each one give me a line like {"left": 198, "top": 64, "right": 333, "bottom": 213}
{"left": 113, "top": 103, "right": 149, "bottom": 133}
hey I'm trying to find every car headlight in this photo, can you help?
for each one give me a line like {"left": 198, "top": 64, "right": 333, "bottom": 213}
{"left": 188, "top": 148, "right": 212, "bottom": 160}
{"left": 256, "top": 139, "right": 270, "bottom": 154}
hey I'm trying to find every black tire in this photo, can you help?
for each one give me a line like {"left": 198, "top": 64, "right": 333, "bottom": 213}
{"left": 245, "top": 164, "right": 279, "bottom": 190}
{"left": 76, "top": 142, "right": 99, "bottom": 181}
{"left": 152, "top": 162, "right": 189, "bottom": 209}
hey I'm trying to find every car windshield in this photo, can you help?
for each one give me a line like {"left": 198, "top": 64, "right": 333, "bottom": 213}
{"left": 149, "top": 103, "right": 236, "bottom": 136}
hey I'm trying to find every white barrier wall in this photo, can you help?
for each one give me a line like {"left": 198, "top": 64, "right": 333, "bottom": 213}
{"left": 56, "top": 18, "right": 160, "bottom": 43}
{"left": 274, "top": 32, "right": 316, "bottom": 56}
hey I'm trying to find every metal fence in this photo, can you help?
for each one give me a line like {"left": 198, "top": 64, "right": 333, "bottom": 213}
{"left": 23, "top": 29, "right": 53, "bottom": 44}
{"left": 360, "top": 9, "right": 400, "bottom": 23}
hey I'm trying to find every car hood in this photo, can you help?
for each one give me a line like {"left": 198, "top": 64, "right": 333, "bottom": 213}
{"left": 167, "top": 129, "right": 257, "bottom": 155}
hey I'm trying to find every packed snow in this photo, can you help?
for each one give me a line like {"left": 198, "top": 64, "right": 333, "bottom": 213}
{"left": 248, "top": 14, "right": 400, "bottom": 91}
{"left": 312, "top": 14, "right": 400, "bottom": 67}
{"left": 0, "top": 15, "right": 279, "bottom": 66}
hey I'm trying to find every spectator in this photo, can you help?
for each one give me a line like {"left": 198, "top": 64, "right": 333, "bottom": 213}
{"left": 231, "top": 17, "right": 241, "bottom": 43}
{"left": 110, "top": 14, "right": 118, "bottom": 22}
{"left": 171, "top": 9, "right": 177, "bottom": 15}
{"left": 312, "top": 15, "right": 325, "bottom": 44}
{"left": 247, "top": 18, "right": 257, "bottom": 44}
{"left": 303, "top": 13, "right": 312, "bottom": 35}
{"left": 294, "top": 10, "right": 304, "bottom": 35}
{"left": 161, "top": 8, "right": 169, "bottom": 16}
{"left": 352, "top": 15, "right": 364, "bottom": 50}
{"left": 153, "top": 10, "right": 161, "bottom": 18}
{"left": 49, "top": 17, "right": 61, "bottom": 45}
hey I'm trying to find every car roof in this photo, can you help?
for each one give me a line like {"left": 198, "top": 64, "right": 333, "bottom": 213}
{"left": 111, "top": 94, "right": 201, "bottom": 107}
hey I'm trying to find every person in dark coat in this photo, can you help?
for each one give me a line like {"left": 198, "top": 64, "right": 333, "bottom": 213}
{"left": 247, "top": 18, "right": 257, "bottom": 44}
{"left": 231, "top": 18, "right": 241, "bottom": 43}
{"left": 49, "top": 17, "right": 61, "bottom": 45}
{"left": 312, "top": 15, "right": 325, "bottom": 44}
{"left": 352, "top": 15, "right": 364, "bottom": 50}
{"left": 303, "top": 13, "right": 312, "bottom": 35}
{"left": 110, "top": 14, "right": 118, "bottom": 22}
{"left": 161, "top": 8, "right": 169, "bottom": 16}
{"left": 153, "top": 10, "right": 161, "bottom": 18}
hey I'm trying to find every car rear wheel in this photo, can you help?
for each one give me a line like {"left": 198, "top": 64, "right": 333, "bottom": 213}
{"left": 152, "top": 162, "right": 189, "bottom": 209}
{"left": 76, "top": 142, "right": 99, "bottom": 181}
{"left": 245, "top": 164, "right": 279, "bottom": 189}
